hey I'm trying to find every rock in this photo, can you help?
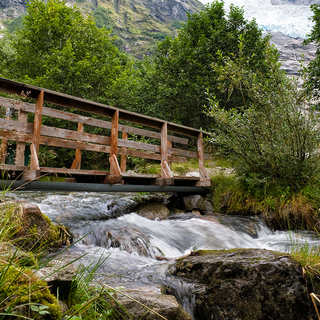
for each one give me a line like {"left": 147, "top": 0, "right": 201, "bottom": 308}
{"left": 183, "top": 195, "right": 206, "bottom": 211}
{"left": 169, "top": 249, "right": 314, "bottom": 320}
{"left": 114, "top": 286, "right": 193, "bottom": 320}
{"left": 2, "top": 202, "right": 72, "bottom": 251}
{"left": 134, "top": 202, "right": 170, "bottom": 220}
{"left": 34, "top": 261, "right": 76, "bottom": 299}
{"left": 105, "top": 228, "right": 163, "bottom": 258}
{"left": 203, "top": 200, "right": 214, "bottom": 213}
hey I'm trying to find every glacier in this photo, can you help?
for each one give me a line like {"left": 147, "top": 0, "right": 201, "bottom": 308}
{"left": 199, "top": 0, "right": 314, "bottom": 39}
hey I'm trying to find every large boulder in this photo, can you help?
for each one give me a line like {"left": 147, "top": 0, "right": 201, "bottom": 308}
{"left": 168, "top": 249, "right": 314, "bottom": 320}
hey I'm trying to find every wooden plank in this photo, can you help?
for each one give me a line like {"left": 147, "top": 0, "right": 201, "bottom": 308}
{"left": 71, "top": 123, "right": 84, "bottom": 170}
{"left": 40, "top": 167, "right": 109, "bottom": 175}
{"left": 161, "top": 123, "right": 173, "bottom": 179}
{"left": 120, "top": 131, "right": 128, "bottom": 173}
{"left": 103, "top": 174, "right": 122, "bottom": 184}
{"left": 15, "top": 111, "right": 28, "bottom": 165}
{"left": 0, "top": 96, "right": 188, "bottom": 144}
{"left": 0, "top": 77, "right": 207, "bottom": 138}
{"left": 122, "top": 172, "right": 160, "bottom": 179}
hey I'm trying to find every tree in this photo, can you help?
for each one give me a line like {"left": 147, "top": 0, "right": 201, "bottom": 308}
{"left": 0, "top": 0, "right": 134, "bottom": 104}
{"left": 131, "top": 0, "right": 277, "bottom": 129}
{"left": 207, "top": 38, "right": 320, "bottom": 190}
{"left": 303, "top": 4, "right": 320, "bottom": 103}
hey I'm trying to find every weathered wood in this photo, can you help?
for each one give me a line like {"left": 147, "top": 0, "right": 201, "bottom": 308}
{"left": 71, "top": 123, "right": 84, "bottom": 170}
{"left": 122, "top": 172, "right": 160, "bottom": 179}
{"left": 29, "top": 143, "right": 40, "bottom": 171}
{"left": 15, "top": 111, "right": 28, "bottom": 165}
{"left": 110, "top": 110, "right": 120, "bottom": 175}
{"left": 197, "top": 132, "right": 210, "bottom": 184}
{"left": 109, "top": 154, "right": 121, "bottom": 176}
{"left": 32, "top": 91, "right": 44, "bottom": 153}
{"left": 40, "top": 167, "right": 109, "bottom": 175}
{"left": 0, "top": 130, "right": 186, "bottom": 163}
{"left": 0, "top": 96, "right": 188, "bottom": 145}
{"left": 0, "top": 105, "right": 13, "bottom": 164}
{"left": 161, "top": 123, "right": 173, "bottom": 179}
{"left": 22, "top": 169, "right": 40, "bottom": 181}
{"left": 153, "top": 178, "right": 174, "bottom": 186}
{"left": 103, "top": 174, "right": 122, "bottom": 184}
{"left": 167, "top": 140, "right": 172, "bottom": 169}
{"left": 120, "top": 131, "right": 128, "bottom": 173}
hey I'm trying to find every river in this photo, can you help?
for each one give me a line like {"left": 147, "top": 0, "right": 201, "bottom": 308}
{"left": 6, "top": 191, "right": 320, "bottom": 318}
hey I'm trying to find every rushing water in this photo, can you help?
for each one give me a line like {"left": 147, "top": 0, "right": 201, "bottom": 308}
{"left": 6, "top": 191, "right": 320, "bottom": 318}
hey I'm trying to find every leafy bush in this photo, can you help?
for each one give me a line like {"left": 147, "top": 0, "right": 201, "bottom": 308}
{"left": 207, "top": 38, "right": 320, "bottom": 191}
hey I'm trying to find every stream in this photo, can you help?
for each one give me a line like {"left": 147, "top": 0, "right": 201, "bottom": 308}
{"left": 6, "top": 191, "right": 320, "bottom": 318}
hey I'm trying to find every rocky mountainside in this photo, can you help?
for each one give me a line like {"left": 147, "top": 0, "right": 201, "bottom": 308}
{"left": 0, "top": 0, "right": 203, "bottom": 58}
{"left": 270, "top": 0, "right": 320, "bottom": 4}
{"left": 267, "top": 31, "right": 317, "bottom": 76}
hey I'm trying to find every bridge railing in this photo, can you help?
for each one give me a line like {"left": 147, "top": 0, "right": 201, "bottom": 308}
{"left": 0, "top": 77, "right": 211, "bottom": 186}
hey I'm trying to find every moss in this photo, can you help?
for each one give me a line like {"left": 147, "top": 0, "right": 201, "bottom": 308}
{"left": 1, "top": 266, "right": 62, "bottom": 319}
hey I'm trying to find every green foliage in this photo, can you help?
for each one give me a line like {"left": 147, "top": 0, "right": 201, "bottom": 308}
{"left": 4, "top": 16, "right": 25, "bottom": 33}
{"left": 131, "top": 0, "right": 273, "bottom": 128}
{"left": 207, "top": 37, "right": 320, "bottom": 191}
{"left": 303, "top": 4, "right": 320, "bottom": 102}
{"left": 0, "top": 0, "right": 134, "bottom": 104}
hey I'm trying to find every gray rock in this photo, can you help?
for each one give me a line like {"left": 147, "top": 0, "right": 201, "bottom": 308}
{"left": 114, "top": 286, "right": 193, "bottom": 320}
{"left": 134, "top": 201, "right": 170, "bottom": 220}
{"left": 34, "top": 262, "right": 76, "bottom": 298}
{"left": 203, "top": 200, "right": 214, "bottom": 213}
{"left": 169, "top": 249, "right": 314, "bottom": 320}
{"left": 183, "top": 195, "right": 206, "bottom": 211}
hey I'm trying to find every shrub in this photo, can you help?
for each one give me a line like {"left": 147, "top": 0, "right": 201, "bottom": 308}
{"left": 207, "top": 38, "right": 320, "bottom": 192}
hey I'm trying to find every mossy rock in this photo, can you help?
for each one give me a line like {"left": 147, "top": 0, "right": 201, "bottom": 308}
{"left": 169, "top": 248, "right": 315, "bottom": 320}
{"left": 0, "top": 265, "right": 62, "bottom": 319}
{"left": 3, "top": 202, "right": 73, "bottom": 251}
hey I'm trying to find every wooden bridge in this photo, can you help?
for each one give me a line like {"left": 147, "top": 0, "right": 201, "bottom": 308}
{"left": 0, "top": 77, "right": 211, "bottom": 192}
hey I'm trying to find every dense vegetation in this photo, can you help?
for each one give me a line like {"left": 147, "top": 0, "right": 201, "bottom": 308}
{"left": 1, "top": 0, "right": 320, "bottom": 231}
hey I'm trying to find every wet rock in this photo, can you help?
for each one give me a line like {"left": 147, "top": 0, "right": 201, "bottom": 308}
{"left": 114, "top": 286, "right": 193, "bottom": 320}
{"left": 106, "top": 228, "right": 163, "bottom": 258}
{"left": 183, "top": 195, "right": 206, "bottom": 211}
{"left": 169, "top": 249, "right": 314, "bottom": 320}
{"left": 134, "top": 202, "right": 170, "bottom": 220}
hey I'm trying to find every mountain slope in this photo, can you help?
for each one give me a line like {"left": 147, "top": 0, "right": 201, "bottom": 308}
{"left": 0, "top": 0, "right": 204, "bottom": 58}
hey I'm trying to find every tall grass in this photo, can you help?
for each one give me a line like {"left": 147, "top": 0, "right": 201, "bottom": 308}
{"left": 211, "top": 172, "right": 320, "bottom": 230}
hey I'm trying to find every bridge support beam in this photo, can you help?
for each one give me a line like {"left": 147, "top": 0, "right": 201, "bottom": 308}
{"left": 71, "top": 122, "right": 84, "bottom": 170}
{"left": 196, "top": 132, "right": 211, "bottom": 187}
{"left": 23, "top": 91, "right": 44, "bottom": 181}
{"left": 160, "top": 122, "right": 173, "bottom": 185}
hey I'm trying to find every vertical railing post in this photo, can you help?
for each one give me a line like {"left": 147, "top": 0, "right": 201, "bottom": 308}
{"left": 15, "top": 110, "right": 28, "bottom": 166}
{"left": 23, "top": 91, "right": 44, "bottom": 180}
{"left": 104, "top": 110, "right": 122, "bottom": 184}
{"left": 120, "top": 131, "right": 128, "bottom": 172}
{"left": 71, "top": 122, "right": 84, "bottom": 170}
{"left": 0, "top": 107, "right": 12, "bottom": 164}
{"left": 157, "top": 122, "right": 173, "bottom": 185}
{"left": 196, "top": 132, "right": 210, "bottom": 186}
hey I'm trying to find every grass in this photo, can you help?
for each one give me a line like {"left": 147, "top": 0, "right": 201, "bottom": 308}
{"left": 210, "top": 171, "right": 320, "bottom": 231}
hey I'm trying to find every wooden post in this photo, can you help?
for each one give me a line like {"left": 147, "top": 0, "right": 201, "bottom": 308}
{"left": 167, "top": 140, "right": 172, "bottom": 169}
{"left": 104, "top": 110, "right": 122, "bottom": 184}
{"left": 196, "top": 132, "right": 211, "bottom": 186}
{"left": 23, "top": 91, "right": 44, "bottom": 180}
{"left": 120, "top": 131, "right": 128, "bottom": 172}
{"left": 156, "top": 122, "right": 173, "bottom": 186}
{"left": 15, "top": 110, "right": 28, "bottom": 165}
{"left": 71, "top": 122, "right": 84, "bottom": 170}
{"left": 0, "top": 107, "right": 12, "bottom": 164}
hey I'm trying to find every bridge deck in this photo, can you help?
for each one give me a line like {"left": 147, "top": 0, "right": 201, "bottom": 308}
{"left": 0, "top": 77, "right": 211, "bottom": 190}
